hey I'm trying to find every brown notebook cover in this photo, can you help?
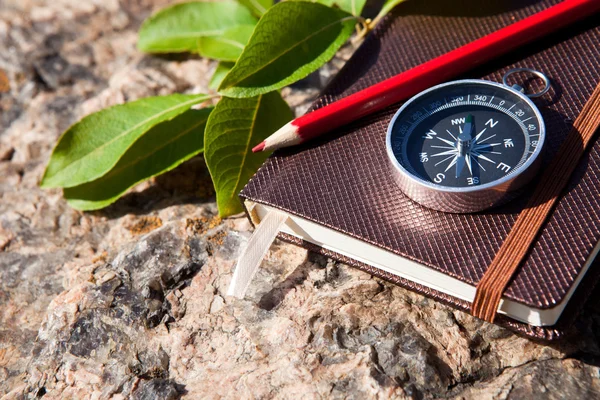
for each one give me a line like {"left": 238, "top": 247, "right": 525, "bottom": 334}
{"left": 240, "top": 0, "right": 600, "bottom": 340}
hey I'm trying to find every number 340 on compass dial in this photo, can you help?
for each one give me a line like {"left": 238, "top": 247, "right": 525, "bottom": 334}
{"left": 386, "top": 77, "right": 546, "bottom": 213}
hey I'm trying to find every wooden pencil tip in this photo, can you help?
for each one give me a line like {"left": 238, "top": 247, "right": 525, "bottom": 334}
{"left": 252, "top": 141, "right": 266, "bottom": 153}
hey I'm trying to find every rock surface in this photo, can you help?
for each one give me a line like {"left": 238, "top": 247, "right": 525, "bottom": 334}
{"left": 1, "top": 1, "right": 600, "bottom": 399}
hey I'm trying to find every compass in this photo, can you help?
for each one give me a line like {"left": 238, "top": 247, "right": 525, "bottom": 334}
{"left": 386, "top": 69, "right": 549, "bottom": 213}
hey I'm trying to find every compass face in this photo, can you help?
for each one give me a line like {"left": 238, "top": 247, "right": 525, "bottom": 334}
{"left": 387, "top": 80, "right": 545, "bottom": 192}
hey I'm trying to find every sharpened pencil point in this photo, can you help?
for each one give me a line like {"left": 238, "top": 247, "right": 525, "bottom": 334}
{"left": 252, "top": 141, "right": 266, "bottom": 153}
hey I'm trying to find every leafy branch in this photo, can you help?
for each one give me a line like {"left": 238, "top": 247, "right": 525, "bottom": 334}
{"left": 42, "top": 0, "right": 407, "bottom": 216}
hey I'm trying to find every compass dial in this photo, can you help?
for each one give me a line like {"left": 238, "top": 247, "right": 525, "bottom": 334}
{"left": 386, "top": 79, "right": 545, "bottom": 212}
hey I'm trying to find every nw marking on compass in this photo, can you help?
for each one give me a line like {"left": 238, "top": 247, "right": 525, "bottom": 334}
{"left": 429, "top": 115, "right": 501, "bottom": 178}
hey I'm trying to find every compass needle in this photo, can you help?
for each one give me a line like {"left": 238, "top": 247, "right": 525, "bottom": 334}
{"left": 453, "top": 114, "right": 474, "bottom": 178}
{"left": 386, "top": 77, "right": 545, "bottom": 212}
{"left": 455, "top": 156, "right": 466, "bottom": 178}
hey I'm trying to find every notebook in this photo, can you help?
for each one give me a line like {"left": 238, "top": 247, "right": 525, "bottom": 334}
{"left": 238, "top": 0, "right": 600, "bottom": 340}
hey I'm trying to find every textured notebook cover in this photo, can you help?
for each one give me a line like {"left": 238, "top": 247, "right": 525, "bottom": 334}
{"left": 240, "top": 0, "right": 600, "bottom": 339}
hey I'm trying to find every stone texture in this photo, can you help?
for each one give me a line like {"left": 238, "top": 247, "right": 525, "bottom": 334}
{"left": 1, "top": 1, "right": 600, "bottom": 399}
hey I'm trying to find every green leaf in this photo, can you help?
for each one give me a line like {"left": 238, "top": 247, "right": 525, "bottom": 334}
{"left": 238, "top": 0, "right": 273, "bottom": 17}
{"left": 209, "top": 62, "right": 235, "bottom": 90}
{"left": 218, "top": 2, "right": 357, "bottom": 98}
{"left": 379, "top": 0, "right": 408, "bottom": 16}
{"left": 138, "top": 2, "right": 257, "bottom": 53}
{"left": 304, "top": 0, "right": 366, "bottom": 16}
{"left": 371, "top": 0, "right": 409, "bottom": 27}
{"left": 335, "top": 0, "right": 367, "bottom": 15}
{"left": 204, "top": 93, "right": 293, "bottom": 216}
{"left": 64, "top": 108, "right": 212, "bottom": 211}
{"left": 41, "top": 93, "right": 211, "bottom": 189}
{"left": 197, "top": 24, "right": 255, "bottom": 61}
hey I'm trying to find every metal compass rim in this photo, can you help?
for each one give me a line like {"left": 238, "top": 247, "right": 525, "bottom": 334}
{"left": 385, "top": 78, "right": 546, "bottom": 195}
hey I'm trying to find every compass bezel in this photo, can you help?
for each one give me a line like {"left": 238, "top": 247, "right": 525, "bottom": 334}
{"left": 385, "top": 79, "right": 546, "bottom": 212}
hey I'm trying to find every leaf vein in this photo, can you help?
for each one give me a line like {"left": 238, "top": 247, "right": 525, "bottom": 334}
{"left": 222, "top": 14, "right": 356, "bottom": 89}
{"left": 249, "top": 0, "right": 267, "bottom": 14}
{"left": 60, "top": 96, "right": 207, "bottom": 177}
{"left": 227, "top": 94, "right": 262, "bottom": 201}
{"left": 102, "top": 116, "right": 208, "bottom": 179}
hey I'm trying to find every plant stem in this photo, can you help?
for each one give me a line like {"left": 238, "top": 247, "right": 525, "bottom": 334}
{"left": 351, "top": 18, "right": 371, "bottom": 45}
{"left": 354, "top": 0, "right": 409, "bottom": 43}
{"left": 368, "top": 12, "right": 385, "bottom": 30}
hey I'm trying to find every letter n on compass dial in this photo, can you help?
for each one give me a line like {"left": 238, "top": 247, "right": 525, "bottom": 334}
{"left": 388, "top": 81, "right": 542, "bottom": 189}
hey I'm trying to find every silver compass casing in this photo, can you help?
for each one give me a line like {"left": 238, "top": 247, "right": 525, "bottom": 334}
{"left": 385, "top": 79, "right": 546, "bottom": 214}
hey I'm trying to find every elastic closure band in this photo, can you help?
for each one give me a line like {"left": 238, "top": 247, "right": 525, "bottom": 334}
{"left": 472, "top": 80, "right": 600, "bottom": 322}
{"left": 227, "top": 211, "right": 287, "bottom": 298}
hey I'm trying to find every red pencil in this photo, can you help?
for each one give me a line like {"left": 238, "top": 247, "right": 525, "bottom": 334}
{"left": 253, "top": 0, "right": 600, "bottom": 153}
